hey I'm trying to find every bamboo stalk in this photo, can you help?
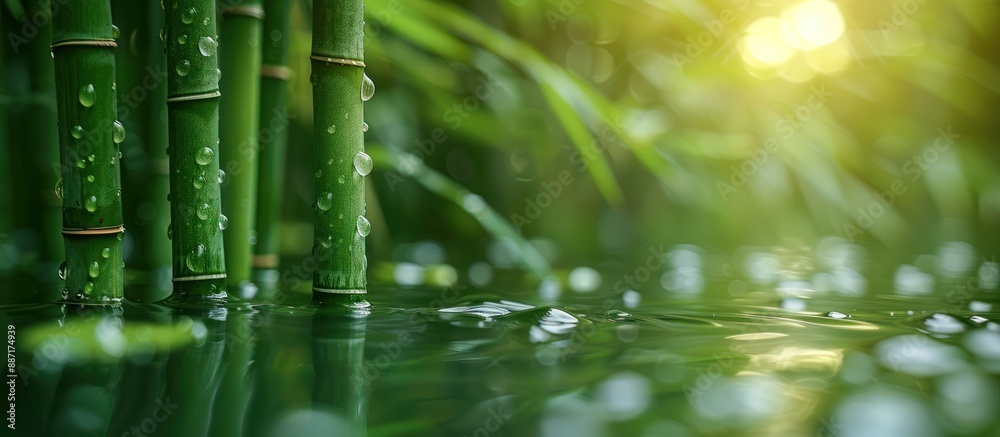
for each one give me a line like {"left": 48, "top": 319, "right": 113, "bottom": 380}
{"left": 251, "top": 0, "right": 293, "bottom": 300}
{"left": 163, "top": 0, "right": 228, "bottom": 303}
{"left": 218, "top": 0, "right": 264, "bottom": 297}
{"left": 51, "top": 0, "right": 125, "bottom": 303}
{"left": 310, "top": 0, "right": 371, "bottom": 302}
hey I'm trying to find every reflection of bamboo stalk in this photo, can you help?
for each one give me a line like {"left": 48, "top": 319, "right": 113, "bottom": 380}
{"left": 207, "top": 308, "right": 256, "bottom": 436}
{"left": 107, "top": 305, "right": 171, "bottom": 436}
{"left": 113, "top": 0, "right": 172, "bottom": 302}
{"left": 158, "top": 309, "right": 227, "bottom": 436}
{"left": 312, "top": 307, "right": 369, "bottom": 435}
{"left": 245, "top": 310, "right": 313, "bottom": 436}
{"left": 218, "top": 0, "right": 264, "bottom": 297}
{"left": 252, "top": 0, "right": 293, "bottom": 300}
{"left": 162, "top": 0, "right": 228, "bottom": 303}
{"left": 51, "top": 0, "right": 125, "bottom": 303}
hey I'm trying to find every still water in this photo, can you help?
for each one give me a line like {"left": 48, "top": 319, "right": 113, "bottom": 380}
{"left": 1, "top": 266, "right": 999, "bottom": 437}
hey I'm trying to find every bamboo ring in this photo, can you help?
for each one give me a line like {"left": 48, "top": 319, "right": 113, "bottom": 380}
{"left": 62, "top": 225, "right": 125, "bottom": 235}
{"left": 172, "top": 273, "right": 227, "bottom": 282}
{"left": 260, "top": 64, "right": 292, "bottom": 80}
{"left": 166, "top": 90, "right": 222, "bottom": 103}
{"left": 222, "top": 6, "right": 265, "bottom": 19}
{"left": 312, "top": 287, "right": 367, "bottom": 295}
{"left": 252, "top": 254, "right": 279, "bottom": 268}
{"left": 310, "top": 55, "right": 366, "bottom": 68}
{"left": 50, "top": 39, "right": 117, "bottom": 50}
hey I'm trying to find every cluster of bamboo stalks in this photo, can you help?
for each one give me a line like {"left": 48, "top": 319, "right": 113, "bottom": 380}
{"left": 7, "top": 0, "right": 370, "bottom": 306}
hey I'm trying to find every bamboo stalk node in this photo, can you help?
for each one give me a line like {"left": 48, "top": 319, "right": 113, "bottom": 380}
{"left": 312, "top": 287, "right": 367, "bottom": 295}
{"left": 260, "top": 65, "right": 292, "bottom": 80}
{"left": 252, "top": 254, "right": 279, "bottom": 268}
{"left": 172, "top": 273, "right": 228, "bottom": 282}
{"left": 221, "top": 5, "right": 266, "bottom": 19}
{"left": 62, "top": 225, "right": 125, "bottom": 235}
{"left": 50, "top": 40, "right": 117, "bottom": 50}
{"left": 309, "top": 54, "right": 366, "bottom": 68}
{"left": 166, "top": 90, "right": 222, "bottom": 103}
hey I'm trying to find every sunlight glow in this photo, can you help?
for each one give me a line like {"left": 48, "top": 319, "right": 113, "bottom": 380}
{"left": 741, "top": 17, "right": 795, "bottom": 66}
{"left": 741, "top": 0, "right": 849, "bottom": 80}
{"left": 785, "top": 0, "right": 845, "bottom": 49}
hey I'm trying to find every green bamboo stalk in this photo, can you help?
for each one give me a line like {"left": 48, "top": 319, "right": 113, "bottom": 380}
{"left": 251, "top": 0, "right": 292, "bottom": 300}
{"left": 218, "top": 0, "right": 264, "bottom": 297}
{"left": 162, "top": 0, "right": 228, "bottom": 303}
{"left": 51, "top": 0, "right": 124, "bottom": 303}
{"left": 113, "top": 0, "right": 172, "bottom": 302}
{"left": 310, "top": 0, "right": 371, "bottom": 301}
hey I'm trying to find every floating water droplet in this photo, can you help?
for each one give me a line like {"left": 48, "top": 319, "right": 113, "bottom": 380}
{"left": 84, "top": 282, "right": 94, "bottom": 295}
{"left": 356, "top": 216, "right": 371, "bottom": 237}
{"left": 362, "top": 122, "right": 369, "bottom": 132}
{"left": 112, "top": 25, "right": 120, "bottom": 39}
{"left": 193, "top": 174, "right": 205, "bottom": 189}
{"left": 195, "top": 147, "right": 214, "bottom": 165}
{"left": 185, "top": 244, "right": 207, "bottom": 273}
{"left": 320, "top": 235, "right": 333, "bottom": 248}
{"left": 353, "top": 151, "right": 373, "bottom": 176}
{"left": 217, "top": 169, "right": 226, "bottom": 183}
{"left": 85, "top": 196, "right": 97, "bottom": 212}
{"left": 57, "top": 262, "right": 67, "bottom": 280}
{"left": 361, "top": 73, "right": 375, "bottom": 101}
{"left": 182, "top": 7, "right": 196, "bottom": 24}
{"left": 101, "top": 247, "right": 111, "bottom": 259}
{"left": 71, "top": 125, "right": 84, "bottom": 139}
{"left": 198, "top": 36, "right": 217, "bottom": 56}
{"left": 327, "top": 125, "right": 336, "bottom": 134}
{"left": 78, "top": 84, "right": 95, "bottom": 107}
{"left": 197, "top": 203, "right": 210, "bottom": 220}
{"left": 317, "top": 192, "right": 333, "bottom": 211}
{"left": 218, "top": 214, "right": 229, "bottom": 230}
{"left": 176, "top": 59, "right": 191, "bottom": 76}
{"left": 88, "top": 261, "right": 100, "bottom": 278}
{"left": 112, "top": 120, "right": 126, "bottom": 143}
{"left": 86, "top": 175, "right": 95, "bottom": 183}
{"left": 54, "top": 178, "right": 63, "bottom": 199}
{"left": 178, "top": 34, "right": 188, "bottom": 44}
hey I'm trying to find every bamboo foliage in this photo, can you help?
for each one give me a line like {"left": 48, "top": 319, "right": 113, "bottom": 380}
{"left": 218, "top": 0, "right": 264, "bottom": 296}
{"left": 51, "top": 0, "right": 124, "bottom": 303}
{"left": 310, "top": 0, "right": 371, "bottom": 299}
{"left": 163, "top": 0, "right": 228, "bottom": 302}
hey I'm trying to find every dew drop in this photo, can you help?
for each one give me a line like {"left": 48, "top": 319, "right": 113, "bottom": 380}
{"left": 327, "top": 124, "right": 336, "bottom": 134}
{"left": 112, "top": 120, "right": 126, "bottom": 143}
{"left": 362, "top": 122, "right": 369, "bottom": 132}
{"left": 85, "top": 196, "right": 97, "bottom": 212}
{"left": 86, "top": 175, "right": 95, "bottom": 183}
{"left": 117, "top": 232, "right": 124, "bottom": 241}
{"left": 249, "top": 230, "right": 257, "bottom": 245}
{"left": 185, "top": 244, "right": 207, "bottom": 273}
{"left": 87, "top": 154, "right": 95, "bottom": 162}
{"left": 197, "top": 203, "right": 211, "bottom": 220}
{"left": 54, "top": 178, "right": 63, "bottom": 199}
{"left": 84, "top": 282, "right": 94, "bottom": 295}
{"left": 76, "top": 159, "right": 86, "bottom": 169}
{"left": 320, "top": 235, "right": 333, "bottom": 248}
{"left": 71, "top": 125, "right": 84, "bottom": 139}
{"left": 175, "top": 59, "right": 191, "bottom": 76}
{"left": 167, "top": 223, "right": 173, "bottom": 240}
{"left": 178, "top": 34, "right": 188, "bottom": 44}
{"left": 101, "top": 247, "right": 111, "bottom": 259}
{"left": 315, "top": 170, "right": 322, "bottom": 178}
{"left": 78, "top": 84, "right": 96, "bottom": 107}
{"left": 317, "top": 192, "right": 334, "bottom": 211}
{"left": 159, "top": 26, "right": 166, "bottom": 42}
{"left": 356, "top": 216, "right": 371, "bottom": 237}
{"left": 193, "top": 174, "right": 206, "bottom": 189}
{"left": 88, "top": 261, "right": 100, "bottom": 278}
{"left": 215, "top": 68, "right": 222, "bottom": 82}
{"left": 112, "top": 25, "right": 120, "bottom": 39}
{"left": 309, "top": 73, "right": 318, "bottom": 85}
{"left": 218, "top": 214, "right": 229, "bottom": 230}
{"left": 218, "top": 169, "right": 226, "bottom": 183}
{"left": 198, "top": 36, "right": 217, "bottom": 56}
{"left": 353, "top": 151, "right": 373, "bottom": 176}
{"left": 195, "top": 147, "right": 214, "bottom": 165}
{"left": 57, "top": 262, "right": 67, "bottom": 280}
{"left": 337, "top": 175, "right": 345, "bottom": 184}
{"left": 361, "top": 73, "right": 375, "bottom": 101}
{"left": 182, "top": 7, "right": 196, "bottom": 24}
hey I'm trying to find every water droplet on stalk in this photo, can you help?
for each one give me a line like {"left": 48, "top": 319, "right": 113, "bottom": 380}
{"left": 117, "top": 232, "right": 124, "bottom": 241}
{"left": 218, "top": 214, "right": 229, "bottom": 230}
{"left": 356, "top": 216, "right": 371, "bottom": 237}
{"left": 202, "top": 17, "right": 209, "bottom": 26}
{"left": 84, "top": 282, "right": 94, "bottom": 295}
{"left": 193, "top": 174, "right": 206, "bottom": 189}
{"left": 71, "top": 125, "right": 84, "bottom": 139}
{"left": 315, "top": 170, "right": 322, "bottom": 178}
{"left": 317, "top": 192, "right": 333, "bottom": 211}
{"left": 182, "top": 8, "right": 196, "bottom": 24}
{"left": 86, "top": 175, "right": 95, "bottom": 183}
{"left": 309, "top": 73, "right": 318, "bottom": 85}
{"left": 186, "top": 244, "right": 207, "bottom": 273}
{"left": 167, "top": 224, "right": 173, "bottom": 240}
{"left": 78, "top": 84, "right": 95, "bottom": 107}
{"left": 195, "top": 147, "right": 214, "bottom": 165}
{"left": 327, "top": 125, "right": 336, "bottom": 134}
{"left": 354, "top": 151, "right": 373, "bottom": 176}
{"left": 55, "top": 179, "right": 63, "bottom": 199}
{"left": 76, "top": 159, "right": 86, "bottom": 169}
{"left": 198, "top": 36, "right": 217, "bottom": 56}
{"left": 178, "top": 34, "right": 188, "bottom": 44}
{"left": 362, "top": 122, "right": 369, "bottom": 132}
{"left": 88, "top": 154, "right": 95, "bottom": 162}
{"left": 176, "top": 60, "right": 191, "bottom": 76}
{"left": 321, "top": 235, "right": 333, "bottom": 248}
{"left": 58, "top": 262, "right": 67, "bottom": 280}
{"left": 197, "top": 203, "right": 211, "bottom": 220}
{"left": 218, "top": 169, "right": 226, "bottom": 183}
{"left": 159, "top": 26, "right": 166, "bottom": 42}
{"left": 112, "top": 25, "right": 120, "bottom": 39}
{"left": 101, "top": 247, "right": 111, "bottom": 259}
{"left": 361, "top": 74, "right": 375, "bottom": 101}
{"left": 112, "top": 121, "right": 126, "bottom": 143}
{"left": 85, "top": 196, "right": 97, "bottom": 212}
{"left": 337, "top": 175, "right": 345, "bottom": 184}
{"left": 89, "top": 261, "right": 100, "bottom": 278}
